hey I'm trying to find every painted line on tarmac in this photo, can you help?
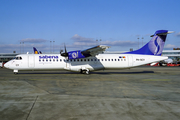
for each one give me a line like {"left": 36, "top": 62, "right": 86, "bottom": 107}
{"left": 142, "top": 79, "right": 171, "bottom": 81}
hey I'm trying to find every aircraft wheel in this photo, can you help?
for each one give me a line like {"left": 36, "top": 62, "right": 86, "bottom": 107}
{"left": 85, "top": 70, "right": 90, "bottom": 75}
{"left": 80, "top": 69, "right": 90, "bottom": 74}
{"left": 80, "top": 70, "right": 86, "bottom": 74}
{"left": 80, "top": 69, "right": 83, "bottom": 74}
{"left": 14, "top": 72, "right": 18, "bottom": 75}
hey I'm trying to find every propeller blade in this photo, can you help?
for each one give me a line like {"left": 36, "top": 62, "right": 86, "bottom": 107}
{"left": 61, "top": 43, "right": 68, "bottom": 57}
{"left": 60, "top": 50, "right": 63, "bottom": 54}
{"left": 64, "top": 44, "right": 67, "bottom": 53}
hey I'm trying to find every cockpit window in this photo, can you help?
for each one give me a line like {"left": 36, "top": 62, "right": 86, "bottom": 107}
{"left": 14, "top": 57, "right": 22, "bottom": 60}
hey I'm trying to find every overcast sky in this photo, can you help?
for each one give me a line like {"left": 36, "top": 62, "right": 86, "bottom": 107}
{"left": 0, "top": 0, "right": 180, "bottom": 53}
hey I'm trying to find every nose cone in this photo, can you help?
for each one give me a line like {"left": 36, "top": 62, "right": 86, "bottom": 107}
{"left": 4, "top": 62, "right": 9, "bottom": 68}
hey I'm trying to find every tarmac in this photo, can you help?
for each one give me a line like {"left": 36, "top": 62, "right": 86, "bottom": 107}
{"left": 0, "top": 66, "right": 180, "bottom": 120}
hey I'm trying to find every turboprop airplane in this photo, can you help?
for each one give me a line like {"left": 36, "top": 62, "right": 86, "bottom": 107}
{"left": 4, "top": 30, "right": 173, "bottom": 74}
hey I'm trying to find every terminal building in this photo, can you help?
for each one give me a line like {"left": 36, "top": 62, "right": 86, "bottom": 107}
{"left": 0, "top": 53, "right": 19, "bottom": 67}
{"left": 162, "top": 50, "right": 180, "bottom": 61}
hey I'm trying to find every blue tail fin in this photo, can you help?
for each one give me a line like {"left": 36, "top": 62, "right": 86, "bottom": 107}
{"left": 123, "top": 30, "right": 172, "bottom": 56}
{"left": 33, "top": 47, "right": 39, "bottom": 54}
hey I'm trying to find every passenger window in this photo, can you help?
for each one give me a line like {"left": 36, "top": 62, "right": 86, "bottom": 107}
{"left": 115, "top": 59, "right": 116, "bottom": 61}
{"left": 46, "top": 59, "right": 48, "bottom": 62}
{"left": 112, "top": 59, "right": 113, "bottom": 61}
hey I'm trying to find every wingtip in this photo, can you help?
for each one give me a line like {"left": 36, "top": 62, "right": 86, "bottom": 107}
{"left": 99, "top": 45, "right": 110, "bottom": 49}
{"left": 167, "top": 31, "right": 174, "bottom": 34}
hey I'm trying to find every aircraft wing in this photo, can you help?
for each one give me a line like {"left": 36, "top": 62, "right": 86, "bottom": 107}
{"left": 81, "top": 45, "right": 110, "bottom": 56}
{"left": 63, "top": 45, "right": 110, "bottom": 59}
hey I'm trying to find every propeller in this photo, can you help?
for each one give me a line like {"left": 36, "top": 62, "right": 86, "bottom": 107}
{"left": 60, "top": 44, "right": 68, "bottom": 57}
{"left": 60, "top": 49, "right": 63, "bottom": 54}
{"left": 60, "top": 44, "right": 69, "bottom": 68}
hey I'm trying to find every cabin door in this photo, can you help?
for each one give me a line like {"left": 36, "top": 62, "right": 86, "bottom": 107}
{"left": 28, "top": 56, "right": 35, "bottom": 68}
{"left": 66, "top": 61, "right": 71, "bottom": 68}
{"left": 128, "top": 56, "right": 133, "bottom": 67}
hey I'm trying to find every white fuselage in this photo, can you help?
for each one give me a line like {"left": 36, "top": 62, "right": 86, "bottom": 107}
{"left": 4, "top": 54, "right": 168, "bottom": 73}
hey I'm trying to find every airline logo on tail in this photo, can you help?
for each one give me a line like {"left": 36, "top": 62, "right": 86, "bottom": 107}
{"left": 33, "top": 47, "right": 42, "bottom": 54}
{"left": 33, "top": 47, "right": 39, "bottom": 54}
{"left": 123, "top": 30, "right": 173, "bottom": 56}
{"left": 148, "top": 36, "right": 164, "bottom": 55}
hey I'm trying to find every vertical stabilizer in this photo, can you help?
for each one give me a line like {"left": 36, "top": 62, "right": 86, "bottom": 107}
{"left": 33, "top": 47, "right": 39, "bottom": 54}
{"left": 123, "top": 30, "right": 173, "bottom": 56}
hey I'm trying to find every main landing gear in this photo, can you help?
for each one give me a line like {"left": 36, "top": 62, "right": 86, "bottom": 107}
{"left": 80, "top": 69, "right": 90, "bottom": 75}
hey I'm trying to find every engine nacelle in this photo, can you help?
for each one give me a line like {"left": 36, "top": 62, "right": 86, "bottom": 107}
{"left": 68, "top": 50, "right": 91, "bottom": 59}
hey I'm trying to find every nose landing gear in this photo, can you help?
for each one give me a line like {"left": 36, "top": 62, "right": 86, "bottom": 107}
{"left": 13, "top": 70, "right": 18, "bottom": 75}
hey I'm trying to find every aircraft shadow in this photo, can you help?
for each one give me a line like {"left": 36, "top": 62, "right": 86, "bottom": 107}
{"left": 91, "top": 71, "right": 154, "bottom": 74}
{"left": 18, "top": 71, "right": 154, "bottom": 75}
